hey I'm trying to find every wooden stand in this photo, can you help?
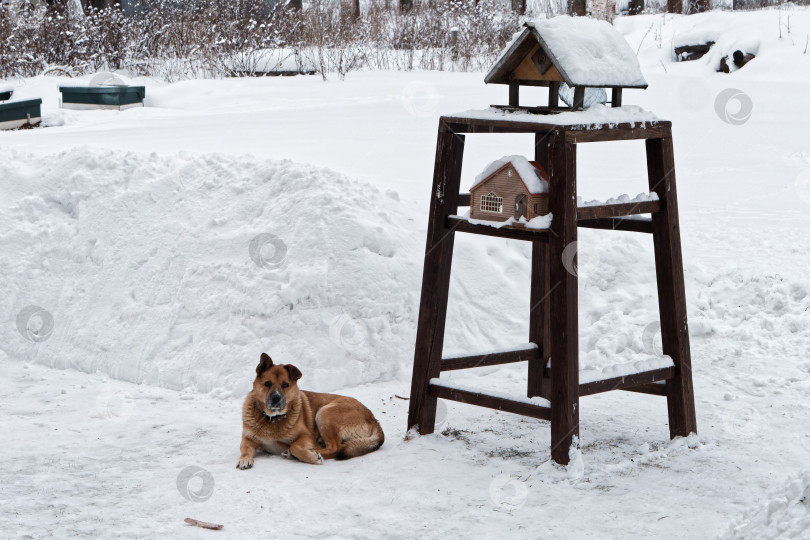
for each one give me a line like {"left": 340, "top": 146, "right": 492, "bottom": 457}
{"left": 407, "top": 113, "right": 697, "bottom": 464}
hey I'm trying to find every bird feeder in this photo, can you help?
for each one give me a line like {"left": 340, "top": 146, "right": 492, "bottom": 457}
{"left": 484, "top": 16, "right": 648, "bottom": 111}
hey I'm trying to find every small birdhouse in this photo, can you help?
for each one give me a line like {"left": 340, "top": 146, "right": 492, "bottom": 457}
{"left": 469, "top": 156, "right": 549, "bottom": 223}
{"left": 485, "top": 16, "right": 647, "bottom": 111}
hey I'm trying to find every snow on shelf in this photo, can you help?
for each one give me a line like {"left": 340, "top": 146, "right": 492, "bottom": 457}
{"left": 429, "top": 378, "right": 552, "bottom": 408}
{"left": 450, "top": 212, "right": 553, "bottom": 230}
{"left": 579, "top": 355, "right": 673, "bottom": 385}
{"left": 442, "top": 342, "right": 538, "bottom": 361}
{"left": 471, "top": 155, "right": 548, "bottom": 194}
{"left": 446, "top": 105, "right": 661, "bottom": 129}
{"left": 577, "top": 192, "right": 659, "bottom": 207}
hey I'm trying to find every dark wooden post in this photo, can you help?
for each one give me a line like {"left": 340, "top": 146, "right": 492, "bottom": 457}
{"left": 407, "top": 124, "right": 465, "bottom": 434}
{"left": 528, "top": 132, "right": 553, "bottom": 399}
{"left": 548, "top": 132, "right": 579, "bottom": 464}
{"left": 611, "top": 88, "right": 623, "bottom": 108}
{"left": 572, "top": 87, "right": 585, "bottom": 110}
{"left": 667, "top": 0, "right": 682, "bottom": 13}
{"left": 548, "top": 82, "right": 560, "bottom": 108}
{"left": 645, "top": 135, "right": 698, "bottom": 439}
{"left": 509, "top": 81, "right": 520, "bottom": 107}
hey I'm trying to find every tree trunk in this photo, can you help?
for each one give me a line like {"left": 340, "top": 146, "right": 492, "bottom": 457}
{"left": 568, "top": 0, "right": 585, "bottom": 16}
{"left": 666, "top": 0, "right": 682, "bottom": 13}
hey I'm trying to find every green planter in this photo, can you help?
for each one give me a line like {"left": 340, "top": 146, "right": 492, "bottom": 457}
{"left": 0, "top": 99, "right": 42, "bottom": 130}
{"left": 59, "top": 85, "right": 145, "bottom": 110}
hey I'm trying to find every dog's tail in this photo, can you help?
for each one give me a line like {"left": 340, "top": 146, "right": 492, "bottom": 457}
{"left": 336, "top": 423, "right": 384, "bottom": 460}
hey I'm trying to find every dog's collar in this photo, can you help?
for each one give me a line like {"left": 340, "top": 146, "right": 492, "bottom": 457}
{"left": 263, "top": 411, "right": 287, "bottom": 424}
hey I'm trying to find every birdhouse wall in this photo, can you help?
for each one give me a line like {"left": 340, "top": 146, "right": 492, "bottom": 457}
{"left": 511, "top": 43, "right": 565, "bottom": 83}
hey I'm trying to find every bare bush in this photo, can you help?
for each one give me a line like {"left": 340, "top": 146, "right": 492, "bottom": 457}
{"left": 0, "top": 0, "right": 527, "bottom": 79}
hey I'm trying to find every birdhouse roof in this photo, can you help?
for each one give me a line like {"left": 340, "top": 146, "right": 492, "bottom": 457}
{"left": 471, "top": 156, "right": 549, "bottom": 195}
{"left": 485, "top": 16, "right": 648, "bottom": 89}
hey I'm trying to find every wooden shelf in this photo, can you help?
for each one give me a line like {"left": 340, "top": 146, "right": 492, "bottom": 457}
{"left": 429, "top": 381, "right": 551, "bottom": 421}
{"left": 447, "top": 216, "right": 550, "bottom": 241}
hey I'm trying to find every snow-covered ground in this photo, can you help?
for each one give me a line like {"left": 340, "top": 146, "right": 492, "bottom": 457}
{"left": 2, "top": 7, "right": 810, "bottom": 539}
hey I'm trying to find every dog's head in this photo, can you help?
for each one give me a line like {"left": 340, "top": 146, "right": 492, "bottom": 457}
{"left": 252, "top": 353, "right": 302, "bottom": 418}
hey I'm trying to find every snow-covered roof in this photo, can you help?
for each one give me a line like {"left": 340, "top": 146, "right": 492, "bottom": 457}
{"left": 471, "top": 155, "right": 549, "bottom": 195}
{"left": 485, "top": 16, "right": 647, "bottom": 89}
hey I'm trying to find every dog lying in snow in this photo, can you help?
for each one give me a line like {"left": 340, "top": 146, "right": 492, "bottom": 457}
{"left": 237, "top": 353, "right": 384, "bottom": 467}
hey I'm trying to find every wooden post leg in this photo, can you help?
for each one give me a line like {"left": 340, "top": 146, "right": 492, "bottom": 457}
{"left": 528, "top": 132, "right": 552, "bottom": 399}
{"left": 407, "top": 123, "right": 465, "bottom": 434}
{"left": 548, "top": 134, "right": 579, "bottom": 464}
{"left": 646, "top": 136, "right": 698, "bottom": 439}
{"left": 528, "top": 241, "right": 550, "bottom": 398}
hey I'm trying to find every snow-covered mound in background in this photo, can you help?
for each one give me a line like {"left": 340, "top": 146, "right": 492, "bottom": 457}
{"left": 722, "top": 469, "right": 810, "bottom": 539}
{"left": 0, "top": 148, "right": 424, "bottom": 396}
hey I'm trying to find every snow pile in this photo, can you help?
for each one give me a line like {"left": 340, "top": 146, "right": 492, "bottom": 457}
{"left": 722, "top": 470, "right": 810, "bottom": 539}
{"left": 526, "top": 16, "right": 648, "bottom": 87}
{"left": 471, "top": 155, "right": 548, "bottom": 193}
{"left": 0, "top": 148, "right": 423, "bottom": 396}
{"left": 578, "top": 192, "right": 659, "bottom": 207}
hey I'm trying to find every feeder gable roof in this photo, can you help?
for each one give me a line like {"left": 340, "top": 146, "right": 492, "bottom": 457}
{"left": 485, "top": 16, "right": 648, "bottom": 89}
{"left": 471, "top": 156, "right": 549, "bottom": 195}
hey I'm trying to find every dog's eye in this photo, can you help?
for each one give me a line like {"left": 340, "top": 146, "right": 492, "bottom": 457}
{"left": 281, "top": 382, "right": 289, "bottom": 388}
{"left": 264, "top": 382, "right": 272, "bottom": 388}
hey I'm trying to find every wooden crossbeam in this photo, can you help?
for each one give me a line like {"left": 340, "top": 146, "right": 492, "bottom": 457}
{"left": 441, "top": 344, "right": 539, "bottom": 372}
{"left": 622, "top": 381, "right": 667, "bottom": 396}
{"left": 578, "top": 217, "right": 654, "bottom": 233}
{"left": 447, "top": 216, "right": 550, "bottom": 242}
{"left": 576, "top": 200, "right": 662, "bottom": 221}
{"left": 578, "top": 366, "right": 675, "bottom": 397}
{"left": 429, "top": 381, "right": 551, "bottom": 421}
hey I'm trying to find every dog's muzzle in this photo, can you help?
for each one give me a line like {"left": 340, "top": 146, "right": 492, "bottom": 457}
{"left": 266, "top": 390, "right": 286, "bottom": 412}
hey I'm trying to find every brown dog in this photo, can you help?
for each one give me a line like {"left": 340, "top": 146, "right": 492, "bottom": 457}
{"left": 237, "top": 353, "right": 384, "bottom": 467}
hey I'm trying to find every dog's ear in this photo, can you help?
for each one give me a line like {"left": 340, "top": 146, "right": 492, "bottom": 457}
{"left": 256, "top": 353, "right": 273, "bottom": 377}
{"left": 284, "top": 364, "right": 302, "bottom": 382}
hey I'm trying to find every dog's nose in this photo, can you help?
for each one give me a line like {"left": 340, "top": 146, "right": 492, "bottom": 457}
{"left": 269, "top": 391, "right": 283, "bottom": 407}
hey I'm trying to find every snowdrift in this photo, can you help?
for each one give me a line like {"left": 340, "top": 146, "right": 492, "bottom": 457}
{"left": 0, "top": 149, "right": 423, "bottom": 395}
{"left": 722, "top": 469, "right": 810, "bottom": 539}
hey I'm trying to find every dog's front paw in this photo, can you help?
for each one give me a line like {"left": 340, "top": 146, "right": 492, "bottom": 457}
{"left": 236, "top": 456, "right": 254, "bottom": 470}
{"left": 281, "top": 449, "right": 292, "bottom": 460}
{"left": 315, "top": 452, "right": 324, "bottom": 465}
